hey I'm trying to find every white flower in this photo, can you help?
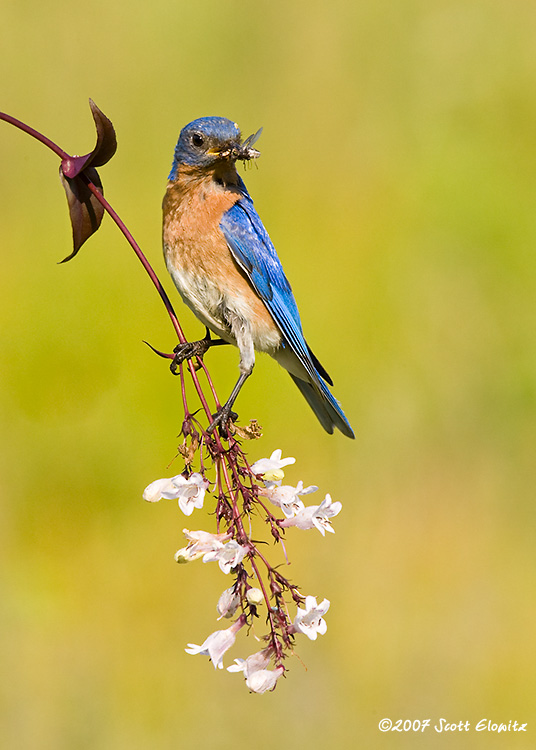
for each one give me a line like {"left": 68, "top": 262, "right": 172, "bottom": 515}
{"left": 217, "top": 587, "right": 241, "bottom": 620}
{"left": 227, "top": 648, "right": 272, "bottom": 677}
{"left": 228, "top": 647, "right": 284, "bottom": 693}
{"left": 173, "top": 473, "right": 209, "bottom": 516}
{"left": 185, "top": 630, "right": 235, "bottom": 670}
{"left": 185, "top": 616, "right": 245, "bottom": 670}
{"left": 174, "top": 528, "right": 229, "bottom": 563}
{"left": 203, "top": 539, "right": 248, "bottom": 574}
{"left": 143, "top": 477, "right": 177, "bottom": 503}
{"left": 293, "top": 596, "right": 330, "bottom": 640}
{"left": 259, "top": 480, "right": 318, "bottom": 518}
{"left": 143, "top": 472, "right": 209, "bottom": 516}
{"left": 250, "top": 449, "right": 295, "bottom": 482}
{"left": 286, "top": 494, "right": 342, "bottom": 535}
{"left": 246, "top": 666, "right": 285, "bottom": 694}
{"left": 183, "top": 528, "right": 228, "bottom": 546}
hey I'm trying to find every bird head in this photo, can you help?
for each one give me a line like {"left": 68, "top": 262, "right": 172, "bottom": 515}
{"left": 169, "top": 117, "right": 262, "bottom": 179}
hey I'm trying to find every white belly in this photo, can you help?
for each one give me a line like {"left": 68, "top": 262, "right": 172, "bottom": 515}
{"left": 165, "top": 250, "right": 282, "bottom": 372}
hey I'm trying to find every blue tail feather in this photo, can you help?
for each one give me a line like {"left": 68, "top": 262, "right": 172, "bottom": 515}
{"left": 289, "top": 374, "right": 355, "bottom": 439}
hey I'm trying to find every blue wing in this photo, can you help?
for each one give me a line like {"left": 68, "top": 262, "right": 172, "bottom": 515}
{"left": 220, "top": 193, "right": 317, "bottom": 383}
{"left": 219, "top": 183, "right": 354, "bottom": 438}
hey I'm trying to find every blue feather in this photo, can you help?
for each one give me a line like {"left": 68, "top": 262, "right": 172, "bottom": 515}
{"left": 220, "top": 191, "right": 354, "bottom": 438}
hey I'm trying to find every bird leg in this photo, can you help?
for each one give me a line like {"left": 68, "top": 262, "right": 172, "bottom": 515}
{"left": 207, "top": 368, "right": 253, "bottom": 436}
{"left": 207, "top": 320, "right": 256, "bottom": 435}
{"left": 170, "top": 328, "right": 230, "bottom": 374}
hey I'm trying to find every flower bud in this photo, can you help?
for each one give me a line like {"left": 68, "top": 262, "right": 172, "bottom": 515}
{"left": 174, "top": 547, "right": 191, "bottom": 564}
{"left": 174, "top": 546, "right": 205, "bottom": 563}
{"left": 246, "top": 587, "right": 264, "bottom": 606}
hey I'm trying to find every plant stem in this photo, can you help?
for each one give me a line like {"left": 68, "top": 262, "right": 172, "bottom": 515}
{"left": 0, "top": 112, "right": 69, "bottom": 160}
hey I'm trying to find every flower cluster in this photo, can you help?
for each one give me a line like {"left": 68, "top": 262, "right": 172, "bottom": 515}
{"left": 144, "top": 447, "right": 341, "bottom": 693}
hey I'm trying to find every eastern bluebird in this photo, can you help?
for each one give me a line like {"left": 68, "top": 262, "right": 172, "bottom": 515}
{"left": 163, "top": 116, "right": 354, "bottom": 438}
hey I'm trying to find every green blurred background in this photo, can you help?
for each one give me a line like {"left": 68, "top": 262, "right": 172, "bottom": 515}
{"left": 1, "top": 0, "right": 536, "bottom": 747}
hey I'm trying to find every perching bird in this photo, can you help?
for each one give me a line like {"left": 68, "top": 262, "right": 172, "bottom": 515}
{"left": 162, "top": 116, "right": 354, "bottom": 438}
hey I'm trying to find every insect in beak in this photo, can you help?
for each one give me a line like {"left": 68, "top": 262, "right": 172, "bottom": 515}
{"left": 212, "top": 128, "right": 263, "bottom": 161}
{"left": 239, "top": 127, "right": 263, "bottom": 160}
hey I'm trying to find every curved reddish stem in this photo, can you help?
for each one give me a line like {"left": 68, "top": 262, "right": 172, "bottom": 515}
{"left": 0, "top": 111, "right": 69, "bottom": 160}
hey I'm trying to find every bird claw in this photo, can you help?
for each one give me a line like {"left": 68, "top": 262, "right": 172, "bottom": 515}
{"left": 170, "top": 339, "right": 211, "bottom": 374}
{"left": 207, "top": 406, "right": 238, "bottom": 437}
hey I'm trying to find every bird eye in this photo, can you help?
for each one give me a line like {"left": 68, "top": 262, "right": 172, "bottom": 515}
{"left": 192, "top": 133, "right": 205, "bottom": 148}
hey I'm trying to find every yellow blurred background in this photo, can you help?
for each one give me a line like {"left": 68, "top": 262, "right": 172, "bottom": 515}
{"left": 1, "top": 1, "right": 535, "bottom": 747}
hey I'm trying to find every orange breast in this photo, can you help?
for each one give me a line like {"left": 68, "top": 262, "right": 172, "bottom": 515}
{"left": 162, "top": 172, "right": 280, "bottom": 352}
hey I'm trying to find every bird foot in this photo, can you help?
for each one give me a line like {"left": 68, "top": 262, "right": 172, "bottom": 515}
{"left": 207, "top": 405, "right": 239, "bottom": 437}
{"left": 170, "top": 339, "right": 211, "bottom": 374}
